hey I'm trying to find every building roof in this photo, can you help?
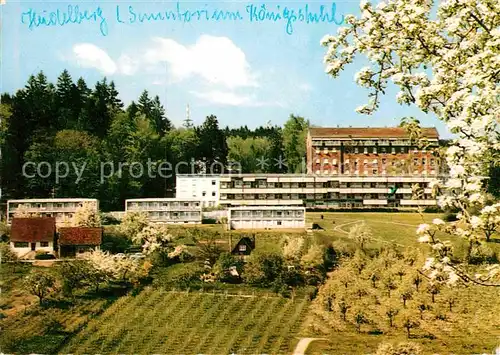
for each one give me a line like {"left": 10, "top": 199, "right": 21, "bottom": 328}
{"left": 308, "top": 127, "right": 439, "bottom": 139}
{"left": 229, "top": 206, "right": 306, "bottom": 211}
{"left": 11, "top": 217, "right": 56, "bottom": 242}
{"left": 58, "top": 227, "right": 102, "bottom": 246}
{"left": 8, "top": 198, "right": 98, "bottom": 203}
{"left": 231, "top": 236, "right": 256, "bottom": 254}
{"left": 126, "top": 198, "right": 201, "bottom": 202}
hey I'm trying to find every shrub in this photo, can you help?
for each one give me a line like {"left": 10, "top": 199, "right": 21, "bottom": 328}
{"left": 101, "top": 213, "right": 121, "bottom": 225}
{"left": 202, "top": 218, "right": 217, "bottom": 224}
{"left": 242, "top": 252, "right": 285, "bottom": 287}
{"left": 469, "top": 244, "right": 498, "bottom": 264}
{"left": 34, "top": 251, "right": 55, "bottom": 260}
{"left": 101, "top": 227, "right": 132, "bottom": 253}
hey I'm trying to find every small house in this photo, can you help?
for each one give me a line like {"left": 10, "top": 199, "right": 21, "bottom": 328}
{"left": 231, "top": 236, "right": 256, "bottom": 257}
{"left": 10, "top": 217, "right": 56, "bottom": 258}
{"left": 58, "top": 227, "right": 102, "bottom": 257}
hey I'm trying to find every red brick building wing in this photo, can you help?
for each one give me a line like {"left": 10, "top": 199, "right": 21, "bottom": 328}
{"left": 58, "top": 227, "right": 102, "bottom": 246}
{"left": 11, "top": 217, "right": 56, "bottom": 242}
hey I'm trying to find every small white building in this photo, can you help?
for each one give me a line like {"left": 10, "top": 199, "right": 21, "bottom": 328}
{"left": 125, "top": 198, "right": 202, "bottom": 224}
{"left": 10, "top": 217, "right": 56, "bottom": 258}
{"left": 176, "top": 175, "right": 220, "bottom": 208}
{"left": 7, "top": 198, "right": 99, "bottom": 225}
{"left": 228, "top": 206, "right": 306, "bottom": 230}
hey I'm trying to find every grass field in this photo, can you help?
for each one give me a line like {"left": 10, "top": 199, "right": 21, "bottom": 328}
{"left": 61, "top": 287, "right": 309, "bottom": 354}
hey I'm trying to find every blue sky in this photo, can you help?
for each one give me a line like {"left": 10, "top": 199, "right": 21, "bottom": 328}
{"left": 1, "top": 0, "right": 451, "bottom": 137}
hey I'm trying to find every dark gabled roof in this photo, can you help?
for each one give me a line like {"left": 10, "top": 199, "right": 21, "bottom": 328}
{"left": 231, "top": 236, "right": 255, "bottom": 253}
{"left": 308, "top": 127, "right": 439, "bottom": 139}
{"left": 11, "top": 217, "right": 56, "bottom": 242}
{"left": 58, "top": 227, "right": 102, "bottom": 246}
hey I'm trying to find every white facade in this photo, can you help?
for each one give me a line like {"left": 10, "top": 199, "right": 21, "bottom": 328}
{"left": 218, "top": 174, "right": 440, "bottom": 209}
{"left": 228, "top": 206, "right": 306, "bottom": 230}
{"left": 125, "top": 198, "right": 202, "bottom": 224}
{"left": 7, "top": 198, "right": 99, "bottom": 224}
{"left": 10, "top": 241, "right": 54, "bottom": 257}
{"left": 176, "top": 175, "right": 220, "bottom": 208}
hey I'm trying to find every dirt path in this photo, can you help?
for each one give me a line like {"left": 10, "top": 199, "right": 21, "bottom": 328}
{"left": 292, "top": 337, "right": 325, "bottom": 355}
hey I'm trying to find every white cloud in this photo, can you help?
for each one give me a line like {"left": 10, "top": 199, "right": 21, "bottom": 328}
{"left": 72, "top": 43, "right": 117, "bottom": 75}
{"left": 144, "top": 35, "right": 258, "bottom": 88}
{"left": 191, "top": 90, "right": 284, "bottom": 107}
{"left": 117, "top": 54, "right": 139, "bottom": 76}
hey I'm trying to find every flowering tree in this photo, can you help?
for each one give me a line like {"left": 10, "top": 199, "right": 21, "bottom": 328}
{"left": 321, "top": 0, "right": 500, "bottom": 286}
{"left": 72, "top": 202, "right": 101, "bottom": 227}
{"left": 134, "top": 224, "right": 174, "bottom": 256}
{"left": 348, "top": 222, "right": 373, "bottom": 252}
{"left": 81, "top": 250, "right": 150, "bottom": 289}
{"left": 282, "top": 235, "right": 305, "bottom": 261}
{"left": 13, "top": 204, "right": 41, "bottom": 218}
{"left": 119, "top": 212, "right": 149, "bottom": 239}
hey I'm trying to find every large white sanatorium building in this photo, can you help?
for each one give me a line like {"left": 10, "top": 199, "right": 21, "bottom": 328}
{"left": 177, "top": 174, "right": 439, "bottom": 209}
{"left": 6, "top": 198, "right": 99, "bottom": 224}
{"left": 125, "top": 198, "right": 202, "bottom": 224}
{"left": 228, "top": 206, "right": 306, "bottom": 230}
{"left": 175, "top": 175, "right": 220, "bottom": 208}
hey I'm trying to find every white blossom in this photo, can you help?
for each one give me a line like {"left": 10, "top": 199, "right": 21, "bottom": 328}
{"left": 416, "top": 223, "right": 430, "bottom": 235}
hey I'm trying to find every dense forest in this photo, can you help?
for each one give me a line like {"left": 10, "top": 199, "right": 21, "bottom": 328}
{"left": 0, "top": 70, "right": 309, "bottom": 210}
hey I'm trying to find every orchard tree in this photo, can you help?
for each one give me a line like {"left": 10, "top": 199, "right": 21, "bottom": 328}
{"left": 282, "top": 235, "right": 305, "bottom": 262}
{"left": 23, "top": 271, "right": 56, "bottom": 305}
{"left": 119, "top": 212, "right": 149, "bottom": 239}
{"left": 348, "top": 222, "right": 373, "bottom": 252}
{"left": 72, "top": 201, "right": 101, "bottom": 227}
{"left": 321, "top": 0, "right": 500, "bottom": 286}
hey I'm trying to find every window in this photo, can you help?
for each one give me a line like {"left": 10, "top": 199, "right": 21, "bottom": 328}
{"left": 202, "top": 191, "right": 206, "bottom": 197}
{"left": 382, "top": 158, "right": 387, "bottom": 165}
{"left": 413, "top": 158, "right": 419, "bottom": 166}
{"left": 40, "top": 242, "right": 49, "bottom": 247}
{"left": 78, "top": 248, "right": 85, "bottom": 254}
{"left": 212, "top": 180, "right": 216, "bottom": 185}
{"left": 183, "top": 202, "right": 189, "bottom": 207}
{"left": 211, "top": 192, "right": 216, "bottom": 197}
{"left": 14, "top": 242, "right": 28, "bottom": 248}
{"left": 372, "top": 169, "right": 378, "bottom": 175}
{"left": 422, "top": 158, "right": 426, "bottom": 165}
{"left": 354, "top": 147, "right": 359, "bottom": 154}
{"left": 430, "top": 159, "right": 435, "bottom": 166}
{"left": 364, "top": 147, "right": 369, "bottom": 154}
{"left": 277, "top": 221, "right": 282, "bottom": 226}
{"left": 381, "top": 147, "right": 387, "bottom": 153}
{"left": 391, "top": 147, "right": 396, "bottom": 154}
{"left": 239, "top": 245, "right": 247, "bottom": 252}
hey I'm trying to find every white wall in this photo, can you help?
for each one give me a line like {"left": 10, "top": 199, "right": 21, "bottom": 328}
{"left": 230, "top": 219, "right": 305, "bottom": 230}
{"left": 10, "top": 241, "right": 54, "bottom": 257}
{"left": 176, "top": 176, "right": 220, "bottom": 208}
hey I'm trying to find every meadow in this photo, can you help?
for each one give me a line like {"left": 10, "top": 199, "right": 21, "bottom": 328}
{"left": 2, "top": 211, "right": 499, "bottom": 354}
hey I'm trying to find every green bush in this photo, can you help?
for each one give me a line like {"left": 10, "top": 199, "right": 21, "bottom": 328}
{"left": 101, "top": 227, "right": 132, "bottom": 253}
{"left": 469, "top": 244, "right": 498, "bottom": 264}
{"left": 34, "top": 251, "right": 55, "bottom": 260}
{"left": 442, "top": 211, "right": 458, "bottom": 222}
{"left": 202, "top": 218, "right": 217, "bottom": 224}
